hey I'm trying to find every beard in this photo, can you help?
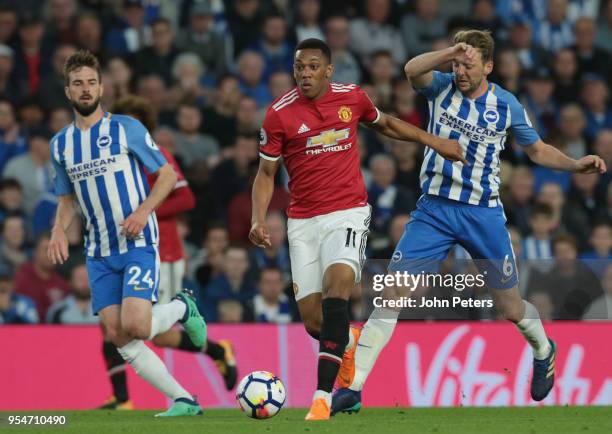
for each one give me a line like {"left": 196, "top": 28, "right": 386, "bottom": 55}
{"left": 71, "top": 96, "right": 100, "bottom": 116}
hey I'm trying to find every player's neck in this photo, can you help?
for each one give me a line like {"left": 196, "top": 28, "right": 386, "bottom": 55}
{"left": 464, "top": 80, "right": 489, "bottom": 100}
{"left": 74, "top": 107, "right": 105, "bottom": 131}
{"left": 310, "top": 82, "right": 330, "bottom": 101}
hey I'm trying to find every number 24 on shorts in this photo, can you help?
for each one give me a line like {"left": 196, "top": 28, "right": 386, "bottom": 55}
{"left": 127, "top": 266, "right": 155, "bottom": 290}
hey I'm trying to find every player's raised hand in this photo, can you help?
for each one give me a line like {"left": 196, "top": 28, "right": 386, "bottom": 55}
{"left": 452, "top": 42, "right": 478, "bottom": 63}
{"left": 249, "top": 221, "right": 271, "bottom": 248}
{"left": 120, "top": 208, "right": 148, "bottom": 239}
{"left": 48, "top": 227, "right": 69, "bottom": 265}
{"left": 575, "top": 155, "right": 607, "bottom": 174}
{"left": 431, "top": 137, "right": 469, "bottom": 165}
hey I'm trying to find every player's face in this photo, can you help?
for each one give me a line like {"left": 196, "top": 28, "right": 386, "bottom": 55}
{"left": 294, "top": 48, "right": 333, "bottom": 99}
{"left": 65, "top": 66, "right": 103, "bottom": 117}
{"left": 452, "top": 50, "right": 493, "bottom": 96}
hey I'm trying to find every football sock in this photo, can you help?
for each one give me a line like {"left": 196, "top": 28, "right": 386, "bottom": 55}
{"left": 118, "top": 340, "right": 191, "bottom": 401}
{"left": 148, "top": 299, "right": 186, "bottom": 340}
{"left": 102, "top": 340, "right": 129, "bottom": 402}
{"left": 177, "top": 330, "right": 202, "bottom": 352}
{"left": 204, "top": 340, "right": 226, "bottom": 361}
{"left": 349, "top": 307, "right": 399, "bottom": 391}
{"left": 515, "top": 300, "right": 552, "bottom": 360}
{"left": 317, "top": 298, "right": 350, "bottom": 393}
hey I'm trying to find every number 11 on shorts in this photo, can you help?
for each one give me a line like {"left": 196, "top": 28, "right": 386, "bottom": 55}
{"left": 345, "top": 228, "right": 356, "bottom": 248}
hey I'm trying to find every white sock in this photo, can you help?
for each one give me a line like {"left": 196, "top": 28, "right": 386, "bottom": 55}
{"left": 148, "top": 299, "right": 186, "bottom": 340}
{"left": 313, "top": 390, "right": 332, "bottom": 407}
{"left": 515, "top": 300, "right": 551, "bottom": 360}
{"left": 349, "top": 307, "right": 399, "bottom": 391}
{"left": 118, "top": 340, "right": 191, "bottom": 401}
{"left": 346, "top": 327, "right": 356, "bottom": 351}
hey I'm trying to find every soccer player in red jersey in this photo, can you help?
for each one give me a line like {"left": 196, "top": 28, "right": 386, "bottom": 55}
{"left": 249, "top": 38, "right": 466, "bottom": 420}
{"left": 98, "top": 96, "right": 237, "bottom": 410}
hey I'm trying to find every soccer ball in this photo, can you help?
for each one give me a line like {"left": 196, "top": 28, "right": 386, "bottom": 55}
{"left": 236, "top": 371, "right": 286, "bottom": 419}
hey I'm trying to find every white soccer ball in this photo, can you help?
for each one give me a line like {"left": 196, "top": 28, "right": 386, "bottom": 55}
{"left": 236, "top": 371, "right": 286, "bottom": 419}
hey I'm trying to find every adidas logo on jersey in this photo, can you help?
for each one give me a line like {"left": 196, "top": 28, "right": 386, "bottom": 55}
{"left": 298, "top": 123, "right": 310, "bottom": 134}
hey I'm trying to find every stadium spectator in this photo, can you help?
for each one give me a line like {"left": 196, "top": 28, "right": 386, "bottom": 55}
{"left": 572, "top": 17, "right": 610, "bottom": 79}
{"left": 250, "top": 212, "right": 290, "bottom": 277}
{"left": 582, "top": 263, "right": 612, "bottom": 320}
{"left": 0, "top": 213, "right": 29, "bottom": 274}
{"left": 268, "top": 71, "right": 293, "bottom": 103}
{"left": 537, "top": 181, "right": 590, "bottom": 243}
{"left": 392, "top": 80, "right": 423, "bottom": 130}
{"left": 350, "top": 0, "right": 405, "bottom": 65}
{"left": 13, "top": 233, "right": 69, "bottom": 320}
{"left": 522, "top": 203, "right": 555, "bottom": 261}
{"left": 210, "top": 133, "right": 258, "bottom": 219}
{"left": 580, "top": 74, "right": 612, "bottom": 140}
{"left": 505, "top": 16, "right": 551, "bottom": 70}
{"left": 0, "top": 5, "right": 19, "bottom": 48}
{"left": 248, "top": 13, "right": 294, "bottom": 83}
{"left": 226, "top": 0, "right": 265, "bottom": 57}
{"left": 521, "top": 67, "right": 558, "bottom": 139}
{"left": 580, "top": 222, "right": 612, "bottom": 276}
{"left": 324, "top": 15, "right": 361, "bottom": 85}
{"left": 503, "top": 166, "right": 535, "bottom": 235}
{"left": 39, "top": 44, "right": 76, "bottom": 110}
{"left": 0, "top": 44, "right": 25, "bottom": 106}
{"left": 175, "top": 2, "right": 228, "bottom": 79}
{"left": 469, "top": 0, "right": 505, "bottom": 39}
{"left": 105, "top": 0, "right": 151, "bottom": 56}
{"left": 3, "top": 128, "right": 53, "bottom": 216}
{"left": 294, "top": 0, "right": 324, "bottom": 43}
{"left": 367, "top": 154, "right": 416, "bottom": 238}
{"left": 105, "top": 56, "right": 134, "bottom": 102}
{"left": 527, "top": 234, "right": 603, "bottom": 320}
{"left": 185, "top": 160, "right": 215, "bottom": 244}
{"left": 0, "top": 267, "right": 38, "bottom": 324}
{"left": 200, "top": 74, "right": 241, "bottom": 147}
{"left": 534, "top": 0, "right": 574, "bottom": 52}
{"left": 136, "top": 74, "right": 173, "bottom": 126}
{"left": 43, "top": 0, "right": 79, "bottom": 48}
{"left": 0, "top": 99, "right": 28, "bottom": 175}
{"left": 235, "top": 96, "right": 260, "bottom": 136}
{"left": 492, "top": 48, "right": 523, "bottom": 95}
{"left": 593, "top": 129, "right": 612, "bottom": 167}
{"left": 193, "top": 223, "right": 229, "bottom": 287}
{"left": 557, "top": 103, "right": 588, "bottom": 160}
{"left": 237, "top": 51, "right": 272, "bottom": 108}
{"left": 366, "top": 50, "right": 397, "bottom": 112}
{"left": 133, "top": 17, "right": 179, "bottom": 86}
{"left": 0, "top": 179, "right": 24, "bottom": 222}
{"left": 595, "top": 0, "right": 612, "bottom": 53}
{"left": 18, "top": 98, "right": 46, "bottom": 130}
{"left": 371, "top": 213, "right": 410, "bottom": 259}
{"left": 552, "top": 48, "right": 579, "bottom": 105}
{"left": 74, "top": 12, "right": 109, "bottom": 66}
{"left": 168, "top": 52, "right": 207, "bottom": 107}
{"left": 570, "top": 172, "right": 606, "bottom": 222}
{"left": 14, "top": 12, "right": 51, "bottom": 97}
{"left": 527, "top": 291, "right": 555, "bottom": 321}
{"left": 400, "top": 0, "right": 447, "bottom": 58}
{"left": 172, "top": 101, "right": 220, "bottom": 168}
{"left": 46, "top": 264, "right": 97, "bottom": 324}
{"left": 47, "top": 106, "right": 71, "bottom": 134}
{"left": 252, "top": 266, "right": 292, "bottom": 323}
{"left": 217, "top": 299, "right": 247, "bottom": 323}
{"left": 389, "top": 138, "right": 422, "bottom": 192}
{"left": 199, "top": 245, "right": 256, "bottom": 322}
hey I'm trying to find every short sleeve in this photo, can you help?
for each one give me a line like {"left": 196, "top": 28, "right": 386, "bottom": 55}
{"left": 414, "top": 71, "right": 454, "bottom": 100}
{"left": 357, "top": 88, "right": 380, "bottom": 124}
{"left": 259, "top": 109, "right": 284, "bottom": 161}
{"left": 50, "top": 140, "right": 73, "bottom": 196}
{"left": 122, "top": 117, "right": 167, "bottom": 172}
{"left": 508, "top": 96, "right": 540, "bottom": 146}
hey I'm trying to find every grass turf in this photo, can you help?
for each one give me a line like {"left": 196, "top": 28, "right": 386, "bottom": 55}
{"left": 1, "top": 407, "right": 611, "bottom": 434}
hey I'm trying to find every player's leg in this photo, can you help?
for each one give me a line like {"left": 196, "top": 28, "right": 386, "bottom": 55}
{"left": 333, "top": 197, "right": 455, "bottom": 415}
{"left": 118, "top": 247, "right": 204, "bottom": 416}
{"left": 99, "top": 323, "right": 132, "bottom": 409}
{"left": 458, "top": 205, "right": 555, "bottom": 401}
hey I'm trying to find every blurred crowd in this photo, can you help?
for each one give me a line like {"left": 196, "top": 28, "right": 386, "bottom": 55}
{"left": 0, "top": 0, "right": 610, "bottom": 325}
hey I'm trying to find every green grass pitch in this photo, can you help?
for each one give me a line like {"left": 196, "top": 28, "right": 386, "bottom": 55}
{"left": 1, "top": 407, "right": 611, "bottom": 434}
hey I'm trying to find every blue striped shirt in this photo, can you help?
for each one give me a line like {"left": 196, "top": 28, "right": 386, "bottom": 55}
{"left": 417, "top": 71, "right": 540, "bottom": 207}
{"left": 51, "top": 113, "right": 166, "bottom": 257}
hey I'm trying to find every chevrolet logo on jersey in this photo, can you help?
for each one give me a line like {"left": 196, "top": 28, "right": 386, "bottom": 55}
{"left": 305, "top": 128, "right": 352, "bottom": 155}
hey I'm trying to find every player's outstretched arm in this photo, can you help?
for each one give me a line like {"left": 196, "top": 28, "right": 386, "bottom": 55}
{"left": 250, "top": 159, "right": 280, "bottom": 248}
{"left": 48, "top": 195, "right": 77, "bottom": 265}
{"left": 367, "top": 112, "right": 468, "bottom": 164}
{"left": 121, "top": 163, "right": 177, "bottom": 239}
{"left": 524, "top": 139, "right": 607, "bottom": 174}
{"left": 404, "top": 43, "right": 477, "bottom": 88}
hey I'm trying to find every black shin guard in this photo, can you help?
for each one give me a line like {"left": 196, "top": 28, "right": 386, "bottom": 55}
{"left": 102, "top": 341, "right": 129, "bottom": 402}
{"left": 317, "top": 298, "right": 350, "bottom": 392}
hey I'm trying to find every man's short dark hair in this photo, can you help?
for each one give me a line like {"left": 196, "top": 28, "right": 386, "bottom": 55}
{"left": 0, "top": 178, "right": 22, "bottom": 192}
{"left": 530, "top": 203, "right": 553, "bottom": 219}
{"left": 295, "top": 38, "right": 332, "bottom": 64}
{"left": 63, "top": 49, "right": 102, "bottom": 85}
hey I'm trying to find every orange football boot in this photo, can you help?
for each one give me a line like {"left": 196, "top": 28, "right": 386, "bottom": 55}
{"left": 305, "top": 398, "right": 331, "bottom": 421}
{"left": 335, "top": 326, "right": 361, "bottom": 389}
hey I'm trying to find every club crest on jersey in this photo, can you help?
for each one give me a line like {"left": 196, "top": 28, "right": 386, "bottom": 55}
{"left": 484, "top": 109, "right": 499, "bottom": 124}
{"left": 96, "top": 134, "right": 112, "bottom": 149}
{"left": 338, "top": 106, "right": 352, "bottom": 123}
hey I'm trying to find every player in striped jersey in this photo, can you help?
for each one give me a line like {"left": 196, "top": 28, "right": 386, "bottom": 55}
{"left": 47, "top": 50, "right": 206, "bottom": 417}
{"left": 333, "top": 29, "right": 607, "bottom": 414}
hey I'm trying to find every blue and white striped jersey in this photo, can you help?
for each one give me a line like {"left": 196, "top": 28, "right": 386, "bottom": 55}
{"left": 51, "top": 113, "right": 167, "bottom": 257}
{"left": 417, "top": 71, "right": 540, "bottom": 207}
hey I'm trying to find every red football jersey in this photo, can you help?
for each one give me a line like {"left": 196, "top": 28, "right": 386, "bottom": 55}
{"left": 260, "top": 83, "right": 380, "bottom": 218}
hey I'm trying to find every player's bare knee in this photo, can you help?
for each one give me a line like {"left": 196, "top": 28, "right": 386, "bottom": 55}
{"left": 122, "top": 321, "right": 150, "bottom": 340}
